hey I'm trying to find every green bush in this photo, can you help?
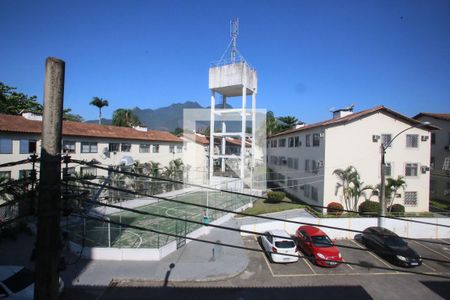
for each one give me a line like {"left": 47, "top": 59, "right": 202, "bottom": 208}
{"left": 358, "top": 200, "right": 381, "bottom": 216}
{"left": 267, "top": 191, "right": 285, "bottom": 203}
{"left": 389, "top": 204, "right": 405, "bottom": 215}
{"left": 327, "top": 202, "right": 344, "bottom": 216}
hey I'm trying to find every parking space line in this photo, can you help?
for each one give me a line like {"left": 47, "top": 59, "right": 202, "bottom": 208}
{"left": 302, "top": 257, "right": 317, "bottom": 274}
{"left": 349, "top": 239, "right": 396, "bottom": 271}
{"left": 342, "top": 259, "right": 354, "bottom": 270}
{"left": 253, "top": 235, "right": 276, "bottom": 277}
{"left": 270, "top": 271, "right": 418, "bottom": 278}
{"left": 422, "top": 262, "right": 437, "bottom": 272}
{"left": 413, "top": 241, "right": 450, "bottom": 260}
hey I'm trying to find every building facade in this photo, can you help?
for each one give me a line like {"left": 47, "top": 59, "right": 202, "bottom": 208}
{"left": 267, "top": 106, "right": 435, "bottom": 213}
{"left": 0, "top": 113, "right": 183, "bottom": 180}
{"left": 414, "top": 113, "right": 450, "bottom": 202}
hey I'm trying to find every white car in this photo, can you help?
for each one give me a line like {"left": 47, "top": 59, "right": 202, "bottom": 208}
{"left": 260, "top": 229, "right": 299, "bottom": 263}
{"left": 0, "top": 266, "right": 64, "bottom": 299}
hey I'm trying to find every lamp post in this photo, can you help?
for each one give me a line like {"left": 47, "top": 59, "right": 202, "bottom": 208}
{"left": 378, "top": 121, "right": 430, "bottom": 227}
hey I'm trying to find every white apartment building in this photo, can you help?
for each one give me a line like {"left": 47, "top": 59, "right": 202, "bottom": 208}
{"left": 0, "top": 113, "right": 183, "bottom": 180}
{"left": 267, "top": 106, "right": 436, "bottom": 213}
{"left": 414, "top": 113, "right": 450, "bottom": 202}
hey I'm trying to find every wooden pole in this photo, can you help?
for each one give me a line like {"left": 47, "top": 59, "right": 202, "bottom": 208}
{"left": 35, "top": 57, "right": 65, "bottom": 300}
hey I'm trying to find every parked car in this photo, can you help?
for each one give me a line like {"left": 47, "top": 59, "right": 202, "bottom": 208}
{"left": 295, "top": 225, "right": 343, "bottom": 267}
{"left": 260, "top": 229, "right": 299, "bottom": 263}
{"left": 0, "top": 266, "right": 64, "bottom": 299}
{"left": 361, "top": 226, "right": 422, "bottom": 267}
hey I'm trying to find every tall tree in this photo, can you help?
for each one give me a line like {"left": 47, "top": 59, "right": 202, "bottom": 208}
{"left": 278, "top": 115, "right": 299, "bottom": 131}
{"left": 333, "top": 166, "right": 355, "bottom": 211}
{"left": 112, "top": 108, "right": 141, "bottom": 127}
{"left": 266, "top": 111, "right": 279, "bottom": 136}
{"left": 0, "top": 82, "right": 42, "bottom": 115}
{"left": 90, "top": 97, "right": 109, "bottom": 125}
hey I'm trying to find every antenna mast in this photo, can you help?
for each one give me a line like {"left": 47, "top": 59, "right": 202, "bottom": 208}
{"left": 230, "top": 18, "right": 239, "bottom": 63}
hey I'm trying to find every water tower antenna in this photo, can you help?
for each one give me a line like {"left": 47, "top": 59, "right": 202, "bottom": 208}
{"left": 230, "top": 18, "right": 239, "bottom": 63}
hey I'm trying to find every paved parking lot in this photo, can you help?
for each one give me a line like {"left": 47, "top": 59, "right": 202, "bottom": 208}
{"left": 253, "top": 236, "right": 450, "bottom": 278}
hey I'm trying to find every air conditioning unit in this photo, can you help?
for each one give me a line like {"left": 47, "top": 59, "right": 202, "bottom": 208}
{"left": 372, "top": 135, "right": 380, "bottom": 142}
{"left": 421, "top": 135, "right": 429, "bottom": 142}
{"left": 317, "top": 160, "right": 324, "bottom": 168}
{"left": 421, "top": 166, "right": 430, "bottom": 174}
{"left": 319, "top": 132, "right": 325, "bottom": 138}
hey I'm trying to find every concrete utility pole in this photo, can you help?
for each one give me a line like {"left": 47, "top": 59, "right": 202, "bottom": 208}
{"left": 34, "top": 57, "right": 65, "bottom": 300}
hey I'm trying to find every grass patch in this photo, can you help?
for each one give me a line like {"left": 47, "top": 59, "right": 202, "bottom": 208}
{"left": 430, "top": 199, "right": 450, "bottom": 211}
{"left": 240, "top": 198, "right": 305, "bottom": 216}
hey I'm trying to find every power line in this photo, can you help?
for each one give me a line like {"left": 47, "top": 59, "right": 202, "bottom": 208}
{"left": 66, "top": 180, "right": 450, "bottom": 246}
{"left": 78, "top": 198, "right": 450, "bottom": 265}
{"left": 77, "top": 213, "right": 450, "bottom": 279}
{"left": 68, "top": 160, "right": 450, "bottom": 230}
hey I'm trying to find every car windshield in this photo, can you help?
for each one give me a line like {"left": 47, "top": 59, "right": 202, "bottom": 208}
{"left": 275, "top": 240, "right": 296, "bottom": 248}
{"left": 2, "top": 267, "right": 34, "bottom": 293}
{"left": 311, "top": 235, "right": 333, "bottom": 248}
{"left": 384, "top": 235, "right": 407, "bottom": 248}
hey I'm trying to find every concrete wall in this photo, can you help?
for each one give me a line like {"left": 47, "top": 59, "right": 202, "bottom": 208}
{"left": 240, "top": 215, "right": 450, "bottom": 239}
{"left": 209, "top": 62, "right": 257, "bottom": 94}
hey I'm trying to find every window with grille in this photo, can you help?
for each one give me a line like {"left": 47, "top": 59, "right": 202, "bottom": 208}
{"left": 81, "top": 142, "right": 98, "bottom": 153}
{"left": 109, "top": 143, "right": 120, "bottom": 152}
{"left": 313, "top": 133, "right": 320, "bottom": 147}
{"left": 169, "top": 145, "right": 175, "bottom": 153}
{"left": 279, "top": 138, "right": 286, "bottom": 147}
{"left": 139, "top": 144, "right": 150, "bottom": 153}
{"left": 406, "top": 134, "right": 419, "bottom": 148}
{"left": 404, "top": 191, "right": 417, "bottom": 206}
{"left": 152, "top": 144, "right": 160, "bottom": 153}
{"left": 176, "top": 145, "right": 183, "bottom": 153}
{"left": 121, "top": 143, "right": 131, "bottom": 152}
{"left": 443, "top": 157, "right": 450, "bottom": 171}
{"left": 294, "top": 136, "right": 300, "bottom": 147}
{"left": 306, "top": 135, "right": 311, "bottom": 147}
{"left": 381, "top": 134, "right": 392, "bottom": 148}
{"left": 0, "top": 171, "right": 11, "bottom": 179}
{"left": 405, "top": 163, "right": 418, "bottom": 176}
{"left": 305, "top": 159, "right": 310, "bottom": 171}
{"left": 384, "top": 162, "right": 392, "bottom": 176}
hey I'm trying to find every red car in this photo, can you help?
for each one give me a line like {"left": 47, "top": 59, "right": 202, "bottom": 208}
{"left": 295, "top": 225, "right": 343, "bottom": 267}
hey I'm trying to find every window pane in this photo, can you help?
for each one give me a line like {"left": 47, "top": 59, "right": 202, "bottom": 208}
{"left": 313, "top": 134, "right": 320, "bottom": 147}
{"left": 20, "top": 139, "right": 29, "bottom": 154}
{"left": 121, "top": 143, "right": 131, "bottom": 152}
{"left": 109, "top": 143, "right": 120, "bottom": 152}
{"left": 306, "top": 135, "right": 310, "bottom": 147}
{"left": 404, "top": 191, "right": 417, "bottom": 206}
{"left": 140, "top": 144, "right": 150, "bottom": 153}
{"left": 382, "top": 134, "right": 392, "bottom": 148}
{"left": 0, "top": 138, "right": 13, "bottom": 154}
{"left": 406, "top": 134, "right": 418, "bottom": 148}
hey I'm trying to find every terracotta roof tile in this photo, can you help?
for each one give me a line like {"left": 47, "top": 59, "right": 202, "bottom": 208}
{"left": 413, "top": 113, "right": 450, "bottom": 122}
{"left": 0, "top": 114, "right": 182, "bottom": 143}
{"left": 271, "top": 106, "right": 438, "bottom": 138}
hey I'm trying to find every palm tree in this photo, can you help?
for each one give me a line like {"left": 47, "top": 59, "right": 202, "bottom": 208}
{"left": 333, "top": 166, "right": 355, "bottom": 211}
{"left": 112, "top": 108, "right": 141, "bottom": 127}
{"left": 90, "top": 97, "right": 109, "bottom": 125}
{"left": 266, "top": 111, "right": 279, "bottom": 136}
{"left": 386, "top": 176, "right": 407, "bottom": 212}
{"left": 347, "top": 171, "right": 373, "bottom": 212}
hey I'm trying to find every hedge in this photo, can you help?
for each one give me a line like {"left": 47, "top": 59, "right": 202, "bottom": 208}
{"left": 327, "top": 202, "right": 344, "bottom": 216}
{"left": 267, "top": 191, "right": 285, "bottom": 203}
{"left": 358, "top": 200, "right": 381, "bottom": 216}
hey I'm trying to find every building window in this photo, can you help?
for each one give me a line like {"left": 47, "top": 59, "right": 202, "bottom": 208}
{"left": 305, "top": 159, "right": 310, "bottom": 172}
{"left": 312, "top": 160, "right": 319, "bottom": 173}
{"left": 405, "top": 163, "right": 418, "bottom": 176}
{"left": 279, "top": 156, "right": 286, "bottom": 165}
{"left": 294, "top": 158, "right": 299, "bottom": 170}
{"left": 288, "top": 137, "right": 294, "bottom": 147}
{"left": 270, "top": 139, "right": 277, "bottom": 148}
{"left": 279, "top": 138, "right": 286, "bottom": 147}
{"left": 121, "top": 143, "right": 131, "bottom": 152}
{"left": 63, "top": 140, "right": 76, "bottom": 153}
{"left": 431, "top": 133, "right": 436, "bottom": 145}
{"left": 152, "top": 144, "right": 160, "bottom": 153}
{"left": 406, "top": 134, "right": 419, "bottom": 148}
{"left": 287, "top": 157, "right": 293, "bottom": 168}
{"left": 272, "top": 156, "right": 278, "bottom": 165}
{"left": 404, "top": 191, "right": 417, "bottom": 206}
{"left": 293, "top": 179, "right": 299, "bottom": 191}
{"left": 311, "top": 186, "right": 318, "bottom": 201}
{"left": 169, "top": 145, "right": 175, "bottom": 153}
{"left": 384, "top": 163, "right": 392, "bottom": 176}
{"left": 304, "top": 184, "right": 311, "bottom": 198}
{"left": 312, "top": 133, "right": 320, "bottom": 147}
{"left": 139, "top": 144, "right": 150, "bottom": 153}
{"left": 20, "top": 139, "right": 37, "bottom": 154}
{"left": 176, "top": 145, "right": 183, "bottom": 153}
{"left": 0, "top": 138, "right": 12, "bottom": 154}
{"left": 108, "top": 143, "right": 120, "bottom": 152}
{"left": 381, "top": 134, "right": 392, "bottom": 148}
{"left": 19, "top": 169, "right": 32, "bottom": 180}
{"left": 0, "top": 171, "right": 11, "bottom": 180}
{"left": 443, "top": 157, "right": 450, "bottom": 171}
{"left": 81, "top": 142, "right": 98, "bottom": 153}
{"left": 80, "top": 167, "right": 97, "bottom": 178}
{"left": 294, "top": 136, "right": 300, "bottom": 147}
{"left": 306, "top": 135, "right": 311, "bottom": 147}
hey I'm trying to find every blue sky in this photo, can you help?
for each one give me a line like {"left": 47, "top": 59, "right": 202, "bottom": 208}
{"left": 1, "top": 0, "right": 449, "bottom": 124}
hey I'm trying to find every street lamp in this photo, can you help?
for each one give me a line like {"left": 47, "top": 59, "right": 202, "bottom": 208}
{"left": 378, "top": 121, "right": 430, "bottom": 227}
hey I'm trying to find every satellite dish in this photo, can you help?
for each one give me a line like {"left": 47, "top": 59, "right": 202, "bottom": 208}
{"left": 120, "top": 156, "right": 134, "bottom": 166}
